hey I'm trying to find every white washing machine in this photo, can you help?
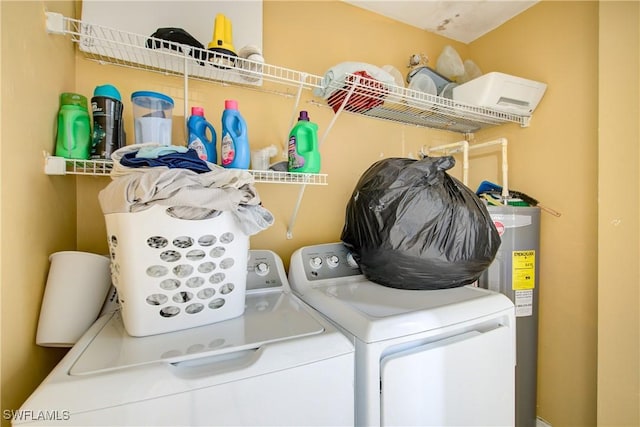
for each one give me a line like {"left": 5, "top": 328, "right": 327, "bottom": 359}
{"left": 288, "top": 242, "right": 516, "bottom": 427}
{"left": 16, "top": 250, "right": 354, "bottom": 426}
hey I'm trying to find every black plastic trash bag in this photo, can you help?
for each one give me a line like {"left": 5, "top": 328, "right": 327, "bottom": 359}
{"left": 341, "top": 156, "right": 500, "bottom": 290}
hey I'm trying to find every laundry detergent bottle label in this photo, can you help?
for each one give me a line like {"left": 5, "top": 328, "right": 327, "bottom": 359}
{"left": 288, "top": 110, "right": 320, "bottom": 173}
{"left": 221, "top": 132, "right": 235, "bottom": 166}
{"left": 288, "top": 135, "right": 305, "bottom": 169}
{"left": 190, "top": 137, "right": 207, "bottom": 160}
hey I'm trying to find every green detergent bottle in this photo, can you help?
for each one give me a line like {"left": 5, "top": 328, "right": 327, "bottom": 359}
{"left": 55, "top": 93, "right": 91, "bottom": 159}
{"left": 288, "top": 111, "right": 320, "bottom": 173}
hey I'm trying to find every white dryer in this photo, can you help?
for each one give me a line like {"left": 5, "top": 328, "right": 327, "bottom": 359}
{"left": 289, "top": 242, "right": 516, "bottom": 427}
{"left": 16, "top": 250, "right": 354, "bottom": 426}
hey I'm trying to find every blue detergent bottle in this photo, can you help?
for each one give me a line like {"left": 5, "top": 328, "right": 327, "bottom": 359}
{"left": 221, "top": 99, "right": 250, "bottom": 169}
{"left": 288, "top": 110, "right": 320, "bottom": 173}
{"left": 187, "top": 106, "right": 217, "bottom": 162}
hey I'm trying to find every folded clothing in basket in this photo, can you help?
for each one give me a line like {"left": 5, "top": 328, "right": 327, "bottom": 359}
{"left": 110, "top": 143, "right": 213, "bottom": 177}
{"left": 99, "top": 144, "right": 274, "bottom": 235}
{"left": 121, "top": 147, "right": 210, "bottom": 173}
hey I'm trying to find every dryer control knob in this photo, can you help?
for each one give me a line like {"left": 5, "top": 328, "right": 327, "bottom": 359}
{"left": 327, "top": 255, "right": 339, "bottom": 268}
{"left": 346, "top": 252, "right": 359, "bottom": 268}
{"left": 310, "top": 256, "right": 323, "bottom": 269}
{"left": 255, "top": 262, "right": 270, "bottom": 276}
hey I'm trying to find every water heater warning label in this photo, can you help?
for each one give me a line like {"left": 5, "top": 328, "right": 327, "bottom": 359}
{"left": 512, "top": 250, "right": 536, "bottom": 290}
{"left": 515, "top": 290, "right": 533, "bottom": 317}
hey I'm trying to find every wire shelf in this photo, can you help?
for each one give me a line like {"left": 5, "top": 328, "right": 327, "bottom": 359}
{"left": 47, "top": 13, "right": 529, "bottom": 134}
{"left": 250, "top": 170, "right": 328, "bottom": 185}
{"left": 67, "top": 158, "right": 114, "bottom": 175}
{"left": 44, "top": 155, "right": 114, "bottom": 176}
{"left": 317, "top": 73, "right": 529, "bottom": 132}
{"left": 44, "top": 156, "right": 327, "bottom": 185}
{"left": 54, "top": 14, "right": 322, "bottom": 94}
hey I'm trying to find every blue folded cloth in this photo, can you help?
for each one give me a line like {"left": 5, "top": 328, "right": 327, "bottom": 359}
{"left": 135, "top": 145, "right": 188, "bottom": 159}
{"left": 120, "top": 148, "right": 210, "bottom": 173}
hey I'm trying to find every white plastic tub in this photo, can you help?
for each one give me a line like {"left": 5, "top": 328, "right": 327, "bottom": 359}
{"left": 452, "top": 72, "right": 547, "bottom": 116}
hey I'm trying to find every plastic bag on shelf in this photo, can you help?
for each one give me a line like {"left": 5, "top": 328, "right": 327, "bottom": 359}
{"left": 458, "top": 59, "right": 483, "bottom": 84}
{"left": 341, "top": 156, "right": 501, "bottom": 290}
{"left": 436, "top": 45, "right": 465, "bottom": 80}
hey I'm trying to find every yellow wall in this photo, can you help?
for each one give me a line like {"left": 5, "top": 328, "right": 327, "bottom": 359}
{"left": 0, "top": 0, "right": 3, "bottom": 413}
{"left": 1, "top": 0, "right": 77, "bottom": 419}
{"left": 470, "top": 2, "right": 600, "bottom": 425}
{"left": 597, "top": 1, "right": 640, "bottom": 426}
{"left": 1, "top": 1, "right": 638, "bottom": 426}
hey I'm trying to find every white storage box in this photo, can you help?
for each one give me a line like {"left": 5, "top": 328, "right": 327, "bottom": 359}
{"left": 452, "top": 72, "right": 547, "bottom": 116}
{"left": 105, "top": 205, "right": 249, "bottom": 337}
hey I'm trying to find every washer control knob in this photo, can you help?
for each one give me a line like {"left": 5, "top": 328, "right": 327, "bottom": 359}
{"left": 310, "top": 256, "right": 323, "bottom": 269}
{"left": 346, "top": 252, "right": 359, "bottom": 268}
{"left": 255, "top": 262, "right": 270, "bottom": 276}
{"left": 327, "top": 255, "right": 340, "bottom": 268}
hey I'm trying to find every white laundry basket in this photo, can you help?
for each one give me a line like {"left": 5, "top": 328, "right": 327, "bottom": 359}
{"left": 104, "top": 205, "right": 249, "bottom": 337}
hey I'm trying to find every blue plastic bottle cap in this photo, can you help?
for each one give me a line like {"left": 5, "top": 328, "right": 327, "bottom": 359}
{"left": 94, "top": 84, "right": 122, "bottom": 101}
{"left": 131, "top": 91, "right": 174, "bottom": 109}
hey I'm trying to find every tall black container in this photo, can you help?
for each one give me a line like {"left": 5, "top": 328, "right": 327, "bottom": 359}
{"left": 91, "top": 86, "right": 125, "bottom": 159}
{"left": 479, "top": 205, "right": 541, "bottom": 427}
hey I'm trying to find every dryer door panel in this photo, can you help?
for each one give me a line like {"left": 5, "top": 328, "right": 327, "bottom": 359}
{"left": 380, "top": 325, "right": 514, "bottom": 426}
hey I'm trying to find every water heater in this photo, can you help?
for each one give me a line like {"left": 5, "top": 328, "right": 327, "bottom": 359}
{"left": 479, "top": 205, "right": 541, "bottom": 427}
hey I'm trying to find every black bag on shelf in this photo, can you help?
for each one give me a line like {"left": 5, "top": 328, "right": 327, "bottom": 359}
{"left": 341, "top": 156, "right": 500, "bottom": 290}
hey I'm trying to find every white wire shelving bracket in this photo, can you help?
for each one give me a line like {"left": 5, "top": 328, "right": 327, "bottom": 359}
{"left": 45, "top": 12, "right": 531, "bottom": 238}
{"left": 44, "top": 154, "right": 115, "bottom": 176}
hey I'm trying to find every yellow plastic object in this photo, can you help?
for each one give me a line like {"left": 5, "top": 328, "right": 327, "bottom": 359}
{"left": 208, "top": 13, "right": 236, "bottom": 57}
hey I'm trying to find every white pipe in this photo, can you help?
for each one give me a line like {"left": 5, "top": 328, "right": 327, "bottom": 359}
{"left": 424, "top": 139, "right": 469, "bottom": 185}
{"left": 424, "top": 140, "right": 468, "bottom": 156}
{"left": 462, "top": 140, "right": 469, "bottom": 186}
{"left": 427, "top": 137, "right": 509, "bottom": 198}
{"left": 466, "top": 137, "right": 509, "bottom": 200}
{"left": 465, "top": 137, "right": 507, "bottom": 151}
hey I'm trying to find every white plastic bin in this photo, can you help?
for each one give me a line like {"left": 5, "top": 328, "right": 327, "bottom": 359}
{"left": 104, "top": 205, "right": 249, "bottom": 337}
{"left": 452, "top": 72, "right": 547, "bottom": 116}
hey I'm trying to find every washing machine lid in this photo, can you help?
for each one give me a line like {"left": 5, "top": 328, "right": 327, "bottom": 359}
{"left": 301, "top": 278, "right": 513, "bottom": 343}
{"left": 70, "top": 291, "right": 325, "bottom": 375}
